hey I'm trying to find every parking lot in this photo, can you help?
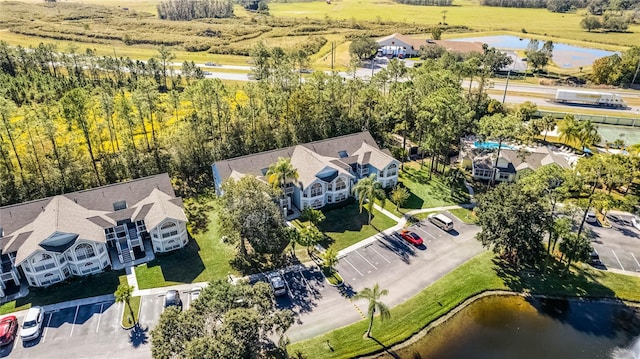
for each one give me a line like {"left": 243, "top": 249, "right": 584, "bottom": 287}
{"left": 589, "top": 212, "right": 640, "bottom": 273}
{"left": 0, "top": 298, "right": 152, "bottom": 359}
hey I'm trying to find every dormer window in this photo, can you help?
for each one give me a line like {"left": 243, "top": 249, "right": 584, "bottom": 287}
{"left": 113, "top": 200, "right": 127, "bottom": 211}
{"left": 338, "top": 151, "right": 348, "bottom": 158}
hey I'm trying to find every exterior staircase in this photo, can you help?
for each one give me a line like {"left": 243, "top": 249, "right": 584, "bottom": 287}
{"left": 121, "top": 248, "right": 133, "bottom": 263}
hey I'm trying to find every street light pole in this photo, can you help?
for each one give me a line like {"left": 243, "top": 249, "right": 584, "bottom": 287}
{"left": 502, "top": 68, "right": 511, "bottom": 104}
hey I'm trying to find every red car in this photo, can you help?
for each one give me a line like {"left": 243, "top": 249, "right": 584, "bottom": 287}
{"left": 0, "top": 315, "right": 18, "bottom": 346}
{"left": 400, "top": 229, "right": 423, "bottom": 246}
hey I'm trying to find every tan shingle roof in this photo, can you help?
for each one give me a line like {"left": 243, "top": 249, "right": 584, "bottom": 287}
{"left": 11, "top": 196, "right": 109, "bottom": 265}
{"left": 0, "top": 173, "right": 184, "bottom": 262}
{"left": 352, "top": 142, "right": 396, "bottom": 171}
{"left": 214, "top": 131, "right": 381, "bottom": 184}
{"left": 290, "top": 146, "right": 354, "bottom": 188}
{"left": 132, "top": 189, "right": 187, "bottom": 231}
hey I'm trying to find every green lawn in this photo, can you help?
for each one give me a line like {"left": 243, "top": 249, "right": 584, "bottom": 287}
{"left": 316, "top": 203, "right": 397, "bottom": 251}
{"left": 383, "top": 162, "right": 470, "bottom": 213}
{"left": 135, "top": 199, "right": 235, "bottom": 289}
{"left": 0, "top": 270, "right": 127, "bottom": 315}
{"left": 289, "top": 251, "right": 640, "bottom": 358}
{"left": 449, "top": 207, "right": 478, "bottom": 224}
{"left": 408, "top": 211, "right": 437, "bottom": 223}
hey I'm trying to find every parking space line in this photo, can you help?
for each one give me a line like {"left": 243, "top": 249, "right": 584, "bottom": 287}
{"left": 41, "top": 313, "right": 53, "bottom": 344}
{"left": 96, "top": 303, "right": 104, "bottom": 333}
{"left": 343, "top": 257, "right": 364, "bottom": 276}
{"left": 631, "top": 253, "right": 640, "bottom": 271}
{"left": 612, "top": 250, "right": 625, "bottom": 271}
{"left": 369, "top": 246, "right": 390, "bottom": 263}
{"left": 388, "top": 234, "right": 412, "bottom": 251}
{"left": 421, "top": 229, "right": 438, "bottom": 240}
{"left": 69, "top": 305, "right": 80, "bottom": 337}
{"left": 356, "top": 250, "right": 377, "bottom": 270}
{"left": 298, "top": 270, "right": 312, "bottom": 292}
{"left": 283, "top": 272, "right": 294, "bottom": 299}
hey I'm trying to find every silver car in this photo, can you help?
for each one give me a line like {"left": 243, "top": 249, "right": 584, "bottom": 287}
{"left": 267, "top": 273, "right": 287, "bottom": 297}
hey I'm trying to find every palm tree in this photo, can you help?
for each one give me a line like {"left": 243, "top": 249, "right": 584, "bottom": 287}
{"left": 558, "top": 115, "right": 580, "bottom": 147}
{"left": 322, "top": 247, "right": 339, "bottom": 271}
{"left": 115, "top": 283, "right": 136, "bottom": 325}
{"left": 352, "top": 174, "right": 386, "bottom": 224}
{"left": 541, "top": 115, "right": 557, "bottom": 142}
{"left": 353, "top": 283, "right": 390, "bottom": 338}
{"left": 266, "top": 157, "right": 299, "bottom": 211}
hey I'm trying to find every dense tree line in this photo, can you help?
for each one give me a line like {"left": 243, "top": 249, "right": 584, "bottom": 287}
{"left": 393, "top": 0, "right": 454, "bottom": 6}
{"left": 480, "top": 0, "right": 588, "bottom": 12}
{"left": 157, "top": 0, "right": 234, "bottom": 20}
{"left": 0, "top": 39, "right": 505, "bottom": 207}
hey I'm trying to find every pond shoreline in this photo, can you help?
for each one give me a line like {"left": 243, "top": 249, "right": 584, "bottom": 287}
{"left": 361, "top": 290, "right": 640, "bottom": 358}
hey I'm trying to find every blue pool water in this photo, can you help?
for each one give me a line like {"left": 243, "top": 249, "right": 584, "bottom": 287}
{"left": 474, "top": 141, "right": 515, "bottom": 150}
{"left": 451, "top": 35, "right": 616, "bottom": 69}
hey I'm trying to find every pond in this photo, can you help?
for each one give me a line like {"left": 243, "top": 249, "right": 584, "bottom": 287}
{"left": 451, "top": 35, "right": 616, "bottom": 69}
{"left": 374, "top": 295, "right": 640, "bottom": 359}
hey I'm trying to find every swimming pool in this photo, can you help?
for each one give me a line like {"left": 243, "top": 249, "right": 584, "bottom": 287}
{"left": 474, "top": 141, "right": 515, "bottom": 150}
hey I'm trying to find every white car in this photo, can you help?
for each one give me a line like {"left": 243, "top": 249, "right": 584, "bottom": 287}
{"left": 585, "top": 210, "right": 598, "bottom": 223}
{"left": 20, "top": 307, "right": 44, "bottom": 342}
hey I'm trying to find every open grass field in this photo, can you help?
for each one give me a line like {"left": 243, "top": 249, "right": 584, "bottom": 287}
{"left": 2, "top": 0, "right": 637, "bottom": 74}
{"left": 135, "top": 199, "right": 236, "bottom": 289}
{"left": 288, "top": 250, "right": 640, "bottom": 358}
{"left": 271, "top": 0, "right": 639, "bottom": 48}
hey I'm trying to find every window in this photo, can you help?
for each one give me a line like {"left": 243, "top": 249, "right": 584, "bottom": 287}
{"left": 32, "top": 253, "right": 52, "bottom": 263}
{"left": 311, "top": 198, "right": 323, "bottom": 209}
{"left": 136, "top": 220, "right": 147, "bottom": 233}
{"left": 75, "top": 243, "right": 95, "bottom": 261}
{"left": 499, "top": 172, "right": 510, "bottom": 181}
{"left": 338, "top": 151, "right": 348, "bottom": 158}
{"left": 387, "top": 164, "right": 397, "bottom": 177}
{"left": 160, "top": 222, "right": 179, "bottom": 239}
{"left": 334, "top": 178, "right": 346, "bottom": 191}
{"left": 310, "top": 183, "right": 323, "bottom": 197}
{"left": 98, "top": 245, "right": 105, "bottom": 254}
{"left": 335, "top": 193, "right": 346, "bottom": 202}
{"left": 327, "top": 194, "right": 333, "bottom": 203}
{"left": 62, "top": 267, "right": 70, "bottom": 277}
{"left": 113, "top": 200, "right": 127, "bottom": 211}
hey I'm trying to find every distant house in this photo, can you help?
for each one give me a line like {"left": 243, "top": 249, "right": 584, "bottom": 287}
{"left": 376, "top": 33, "right": 485, "bottom": 58}
{"left": 459, "top": 139, "right": 572, "bottom": 182}
{"left": 0, "top": 174, "right": 188, "bottom": 297}
{"left": 212, "top": 132, "right": 400, "bottom": 212}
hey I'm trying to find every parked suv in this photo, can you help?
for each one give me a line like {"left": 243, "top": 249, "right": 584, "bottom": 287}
{"left": 163, "top": 290, "right": 183, "bottom": 311}
{"left": 267, "top": 272, "right": 287, "bottom": 297}
{"left": 20, "top": 307, "right": 44, "bottom": 342}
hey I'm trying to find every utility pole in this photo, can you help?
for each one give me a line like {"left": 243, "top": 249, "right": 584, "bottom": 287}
{"left": 502, "top": 68, "right": 511, "bottom": 104}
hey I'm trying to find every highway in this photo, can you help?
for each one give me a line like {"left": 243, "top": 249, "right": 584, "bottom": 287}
{"left": 195, "top": 62, "right": 640, "bottom": 115}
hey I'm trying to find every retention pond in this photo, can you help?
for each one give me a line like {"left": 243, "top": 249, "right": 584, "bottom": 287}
{"left": 374, "top": 295, "right": 640, "bottom": 359}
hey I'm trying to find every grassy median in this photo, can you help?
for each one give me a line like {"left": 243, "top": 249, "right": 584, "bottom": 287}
{"left": 288, "top": 251, "right": 640, "bottom": 358}
{"left": 121, "top": 296, "right": 141, "bottom": 328}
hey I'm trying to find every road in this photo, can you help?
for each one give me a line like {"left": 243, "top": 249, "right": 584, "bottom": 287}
{"left": 197, "top": 61, "right": 640, "bottom": 115}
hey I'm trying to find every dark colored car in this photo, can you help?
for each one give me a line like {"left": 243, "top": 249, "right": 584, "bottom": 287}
{"left": 400, "top": 229, "right": 423, "bottom": 246}
{"left": 163, "top": 290, "right": 183, "bottom": 311}
{"left": 588, "top": 251, "right": 602, "bottom": 265}
{"left": 0, "top": 316, "right": 17, "bottom": 346}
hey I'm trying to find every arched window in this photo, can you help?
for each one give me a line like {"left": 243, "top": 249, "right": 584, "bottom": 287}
{"left": 310, "top": 183, "right": 323, "bottom": 197}
{"left": 334, "top": 178, "right": 346, "bottom": 191}
{"left": 311, "top": 198, "right": 323, "bottom": 209}
{"left": 75, "top": 243, "right": 95, "bottom": 260}
{"left": 160, "top": 221, "right": 179, "bottom": 239}
{"left": 387, "top": 163, "right": 397, "bottom": 177}
{"left": 31, "top": 253, "right": 52, "bottom": 264}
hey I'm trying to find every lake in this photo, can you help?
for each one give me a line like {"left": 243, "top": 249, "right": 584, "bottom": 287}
{"left": 373, "top": 295, "right": 640, "bottom": 359}
{"left": 451, "top": 35, "right": 616, "bottom": 69}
